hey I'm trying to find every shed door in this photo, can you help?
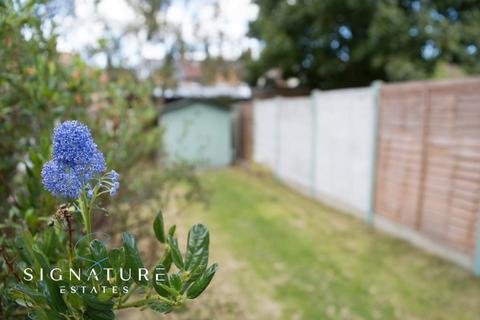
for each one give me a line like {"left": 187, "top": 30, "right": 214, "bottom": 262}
{"left": 162, "top": 104, "right": 232, "bottom": 167}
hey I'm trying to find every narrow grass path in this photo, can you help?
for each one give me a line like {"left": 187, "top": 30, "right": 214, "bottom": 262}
{"left": 189, "top": 168, "right": 480, "bottom": 320}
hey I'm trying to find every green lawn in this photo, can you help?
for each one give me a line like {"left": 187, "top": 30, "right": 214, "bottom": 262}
{"left": 185, "top": 168, "right": 480, "bottom": 320}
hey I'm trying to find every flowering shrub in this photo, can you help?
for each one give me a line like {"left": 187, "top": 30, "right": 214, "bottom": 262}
{"left": 42, "top": 121, "right": 110, "bottom": 199}
{"left": 0, "top": 2, "right": 210, "bottom": 316}
{"left": 0, "top": 0, "right": 187, "bottom": 218}
{"left": 4, "top": 122, "right": 218, "bottom": 319}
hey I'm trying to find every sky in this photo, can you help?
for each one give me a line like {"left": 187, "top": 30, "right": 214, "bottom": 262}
{"left": 55, "top": 0, "right": 260, "bottom": 67}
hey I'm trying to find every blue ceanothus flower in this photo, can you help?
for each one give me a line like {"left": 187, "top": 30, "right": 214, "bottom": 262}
{"left": 41, "top": 160, "right": 83, "bottom": 199}
{"left": 41, "top": 121, "right": 118, "bottom": 199}
{"left": 106, "top": 170, "right": 120, "bottom": 196}
{"left": 52, "top": 120, "right": 99, "bottom": 167}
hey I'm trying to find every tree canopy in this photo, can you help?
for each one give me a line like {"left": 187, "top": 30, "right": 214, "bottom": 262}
{"left": 247, "top": 0, "right": 480, "bottom": 89}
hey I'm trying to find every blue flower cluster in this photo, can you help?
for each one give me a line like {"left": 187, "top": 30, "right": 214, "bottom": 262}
{"left": 106, "top": 170, "right": 120, "bottom": 196}
{"left": 41, "top": 121, "right": 109, "bottom": 199}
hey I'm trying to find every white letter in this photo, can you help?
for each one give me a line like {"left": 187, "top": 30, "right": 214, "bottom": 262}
{"left": 104, "top": 268, "right": 114, "bottom": 281}
{"left": 87, "top": 269, "right": 100, "bottom": 281}
{"left": 23, "top": 268, "right": 33, "bottom": 281}
{"left": 119, "top": 268, "right": 131, "bottom": 281}
{"left": 138, "top": 268, "right": 148, "bottom": 282}
{"left": 50, "top": 268, "right": 62, "bottom": 281}
{"left": 70, "top": 268, "right": 81, "bottom": 281}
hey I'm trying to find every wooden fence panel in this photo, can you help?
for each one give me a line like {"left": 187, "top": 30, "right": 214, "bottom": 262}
{"left": 237, "top": 102, "right": 253, "bottom": 161}
{"left": 375, "top": 78, "right": 480, "bottom": 257}
{"left": 375, "top": 85, "right": 428, "bottom": 228}
{"left": 420, "top": 82, "right": 480, "bottom": 255}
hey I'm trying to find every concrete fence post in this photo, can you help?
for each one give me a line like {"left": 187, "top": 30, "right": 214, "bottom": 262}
{"left": 309, "top": 90, "right": 319, "bottom": 197}
{"left": 474, "top": 209, "right": 480, "bottom": 276}
{"left": 367, "top": 81, "right": 382, "bottom": 224}
{"left": 274, "top": 96, "right": 282, "bottom": 178}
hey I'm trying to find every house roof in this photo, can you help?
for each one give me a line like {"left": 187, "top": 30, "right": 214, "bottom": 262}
{"left": 160, "top": 98, "right": 232, "bottom": 115}
{"left": 153, "top": 82, "right": 251, "bottom": 100}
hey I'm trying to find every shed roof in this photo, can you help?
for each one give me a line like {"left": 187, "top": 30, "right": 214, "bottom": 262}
{"left": 160, "top": 98, "right": 232, "bottom": 115}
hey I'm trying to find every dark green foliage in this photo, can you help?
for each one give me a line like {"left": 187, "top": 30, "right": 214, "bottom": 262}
{"left": 0, "top": 1, "right": 213, "bottom": 318}
{"left": 169, "top": 272, "right": 182, "bottom": 292}
{"left": 168, "top": 225, "right": 176, "bottom": 236}
{"left": 168, "top": 235, "right": 184, "bottom": 269}
{"left": 148, "top": 301, "right": 173, "bottom": 314}
{"left": 152, "top": 263, "right": 170, "bottom": 297}
{"left": 0, "top": 0, "right": 174, "bottom": 220}
{"left": 186, "top": 263, "right": 218, "bottom": 299}
{"left": 90, "top": 240, "right": 108, "bottom": 263}
{"left": 184, "top": 224, "right": 209, "bottom": 281}
{"left": 248, "top": 0, "right": 480, "bottom": 89}
{"left": 108, "top": 248, "right": 125, "bottom": 271}
{"left": 153, "top": 210, "right": 166, "bottom": 243}
{"left": 5, "top": 214, "right": 217, "bottom": 318}
{"left": 122, "top": 232, "right": 147, "bottom": 286}
{"left": 162, "top": 247, "right": 173, "bottom": 272}
{"left": 32, "top": 248, "right": 68, "bottom": 313}
{"left": 82, "top": 294, "right": 115, "bottom": 320}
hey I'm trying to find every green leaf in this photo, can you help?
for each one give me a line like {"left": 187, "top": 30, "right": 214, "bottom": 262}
{"left": 122, "top": 232, "right": 147, "bottom": 286}
{"left": 40, "top": 228, "right": 59, "bottom": 258}
{"left": 32, "top": 247, "right": 68, "bottom": 312}
{"left": 168, "top": 224, "right": 176, "bottom": 236}
{"left": 29, "top": 308, "right": 62, "bottom": 320}
{"left": 89, "top": 240, "right": 108, "bottom": 262}
{"left": 167, "top": 235, "right": 183, "bottom": 269}
{"left": 186, "top": 263, "right": 218, "bottom": 299}
{"left": 16, "top": 230, "right": 40, "bottom": 270}
{"left": 153, "top": 210, "right": 166, "bottom": 243}
{"left": 82, "top": 294, "right": 114, "bottom": 311}
{"left": 89, "top": 240, "right": 109, "bottom": 282}
{"left": 170, "top": 272, "right": 182, "bottom": 292}
{"left": 184, "top": 224, "right": 209, "bottom": 280}
{"left": 148, "top": 301, "right": 173, "bottom": 314}
{"left": 8, "top": 286, "right": 44, "bottom": 309}
{"left": 157, "top": 283, "right": 179, "bottom": 297}
{"left": 97, "top": 289, "right": 114, "bottom": 302}
{"left": 152, "top": 263, "right": 170, "bottom": 297}
{"left": 82, "top": 294, "right": 115, "bottom": 320}
{"left": 162, "top": 248, "right": 173, "bottom": 272}
{"left": 64, "top": 292, "right": 83, "bottom": 310}
{"left": 11, "top": 284, "right": 46, "bottom": 304}
{"left": 108, "top": 247, "right": 125, "bottom": 270}
{"left": 15, "top": 236, "right": 34, "bottom": 267}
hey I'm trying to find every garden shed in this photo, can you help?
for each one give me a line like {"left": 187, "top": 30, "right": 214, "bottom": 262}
{"left": 160, "top": 99, "right": 234, "bottom": 166}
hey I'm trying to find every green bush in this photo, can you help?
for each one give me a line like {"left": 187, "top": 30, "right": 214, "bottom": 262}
{"left": 0, "top": 1, "right": 210, "bottom": 318}
{"left": 0, "top": 0, "right": 164, "bottom": 217}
